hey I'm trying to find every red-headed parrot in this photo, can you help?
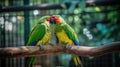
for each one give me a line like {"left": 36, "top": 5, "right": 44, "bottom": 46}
{"left": 50, "top": 15, "right": 83, "bottom": 67}
{"left": 26, "top": 16, "right": 51, "bottom": 67}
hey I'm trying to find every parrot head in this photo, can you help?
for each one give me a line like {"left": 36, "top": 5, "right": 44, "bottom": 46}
{"left": 38, "top": 16, "right": 50, "bottom": 24}
{"left": 49, "top": 15, "right": 63, "bottom": 24}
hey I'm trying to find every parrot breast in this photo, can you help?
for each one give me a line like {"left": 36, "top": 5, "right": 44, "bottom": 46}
{"left": 55, "top": 30, "right": 74, "bottom": 45}
{"left": 36, "top": 31, "right": 50, "bottom": 46}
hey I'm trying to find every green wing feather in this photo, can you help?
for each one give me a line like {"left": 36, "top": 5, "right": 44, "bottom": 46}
{"left": 63, "top": 23, "right": 79, "bottom": 45}
{"left": 26, "top": 23, "right": 46, "bottom": 46}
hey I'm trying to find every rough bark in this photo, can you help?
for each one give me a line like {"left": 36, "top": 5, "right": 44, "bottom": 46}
{"left": 0, "top": 42, "right": 120, "bottom": 59}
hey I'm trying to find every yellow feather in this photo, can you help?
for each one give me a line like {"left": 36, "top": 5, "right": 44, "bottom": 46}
{"left": 36, "top": 31, "right": 50, "bottom": 46}
{"left": 56, "top": 30, "right": 74, "bottom": 45}
{"left": 73, "top": 55, "right": 83, "bottom": 67}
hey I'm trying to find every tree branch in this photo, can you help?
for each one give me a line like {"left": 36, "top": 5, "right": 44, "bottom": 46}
{"left": 0, "top": 42, "right": 120, "bottom": 59}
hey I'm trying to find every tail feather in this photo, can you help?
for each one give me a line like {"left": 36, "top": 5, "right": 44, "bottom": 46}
{"left": 73, "top": 55, "right": 83, "bottom": 67}
{"left": 26, "top": 57, "right": 36, "bottom": 67}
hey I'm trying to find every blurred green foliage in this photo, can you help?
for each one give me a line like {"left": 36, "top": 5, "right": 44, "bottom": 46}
{"left": 1, "top": 0, "right": 119, "bottom": 46}
{"left": 0, "top": 0, "right": 120, "bottom": 67}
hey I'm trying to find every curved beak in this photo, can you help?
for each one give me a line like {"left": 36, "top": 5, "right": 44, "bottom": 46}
{"left": 50, "top": 18, "right": 55, "bottom": 24}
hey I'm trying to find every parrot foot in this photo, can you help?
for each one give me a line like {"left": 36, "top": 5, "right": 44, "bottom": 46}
{"left": 65, "top": 44, "right": 71, "bottom": 49}
{"left": 49, "top": 43, "right": 54, "bottom": 46}
{"left": 39, "top": 44, "right": 44, "bottom": 50}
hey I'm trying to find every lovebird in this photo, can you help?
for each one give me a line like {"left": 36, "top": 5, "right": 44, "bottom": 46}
{"left": 49, "top": 15, "right": 83, "bottom": 67}
{"left": 26, "top": 16, "right": 51, "bottom": 67}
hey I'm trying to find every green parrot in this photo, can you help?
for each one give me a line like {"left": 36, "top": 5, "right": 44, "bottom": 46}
{"left": 50, "top": 15, "right": 83, "bottom": 67}
{"left": 26, "top": 16, "right": 51, "bottom": 67}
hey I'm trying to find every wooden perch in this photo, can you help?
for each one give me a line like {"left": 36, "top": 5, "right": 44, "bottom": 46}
{"left": 0, "top": 42, "right": 120, "bottom": 59}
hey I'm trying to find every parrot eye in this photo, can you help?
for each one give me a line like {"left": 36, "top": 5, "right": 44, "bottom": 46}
{"left": 47, "top": 19, "right": 50, "bottom": 21}
{"left": 46, "top": 19, "right": 50, "bottom": 23}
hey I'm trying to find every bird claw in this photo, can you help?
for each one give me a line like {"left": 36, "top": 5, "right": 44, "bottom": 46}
{"left": 49, "top": 43, "right": 54, "bottom": 46}
{"left": 65, "top": 44, "right": 71, "bottom": 49}
{"left": 39, "top": 44, "right": 44, "bottom": 50}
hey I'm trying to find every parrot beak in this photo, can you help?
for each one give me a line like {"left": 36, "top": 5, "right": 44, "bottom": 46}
{"left": 50, "top": 18, "right": 55, "bottom": 24}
